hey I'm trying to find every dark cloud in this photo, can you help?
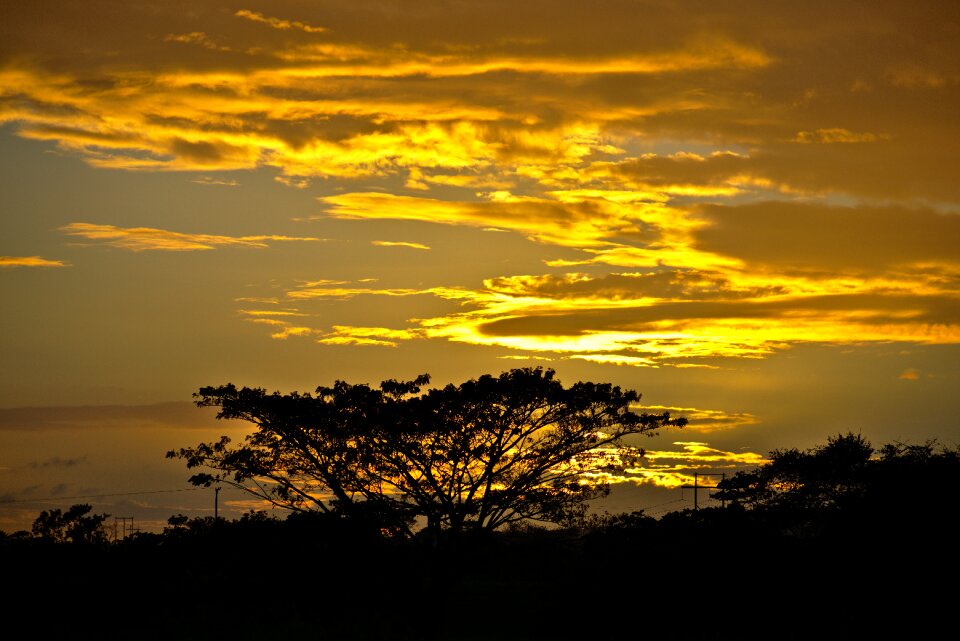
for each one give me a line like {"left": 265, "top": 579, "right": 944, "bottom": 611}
{"left": 599, "top": 153, "right": 750, "bottom": 187}
{"left": 170, "top": 138, "right": 226, "bottom": 164}
{"left": 49, "top": 483, "right": 68, "bottom": 496}
{"left": 28, "top": 456, "right": 88, "bottom": 470}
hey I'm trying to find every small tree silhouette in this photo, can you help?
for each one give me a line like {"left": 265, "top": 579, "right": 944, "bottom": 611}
{"left": 31, "top": 503, "right": 110, "bottom": 544}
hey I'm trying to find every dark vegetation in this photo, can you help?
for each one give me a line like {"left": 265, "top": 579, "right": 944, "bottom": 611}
{"left": 4, "top": 370, "right": 957, "bottom": 640}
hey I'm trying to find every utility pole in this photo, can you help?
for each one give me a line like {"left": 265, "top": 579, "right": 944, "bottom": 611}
{"left": 681, "top": 473, "right": 726, "bottom": 509}
{"left": 214, "top": 486, "right": 221, "bottom": 519}
{"left": 113, "top": 516, "right": 134, "bottom": 542}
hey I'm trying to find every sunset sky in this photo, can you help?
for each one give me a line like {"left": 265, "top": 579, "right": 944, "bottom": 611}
{"left": 2, "top": 0, "right": 958, "bottom": 533}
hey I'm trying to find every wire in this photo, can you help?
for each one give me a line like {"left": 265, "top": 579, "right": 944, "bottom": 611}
{"left": 640, "top": 496, "right": 687, "bottom": 511}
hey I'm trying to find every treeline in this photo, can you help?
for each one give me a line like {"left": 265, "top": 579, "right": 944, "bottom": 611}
{"left": 3, "top": 433, "right": 957, "bottom": 640}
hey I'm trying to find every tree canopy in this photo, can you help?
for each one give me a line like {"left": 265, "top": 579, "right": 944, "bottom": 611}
{"left": 714, "top": 432, "right": 875, "bottom": 513}
{"left": 168, "top": 367, "right": 685, "bottom": 541}
{"left": 31, "top": 504, "right": 110, "bottom": 544}
{"left": 713, "top": 432, "right": 960, "bottom": 537}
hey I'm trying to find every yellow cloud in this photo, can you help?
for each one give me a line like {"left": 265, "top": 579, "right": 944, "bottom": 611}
{"left": 638, "top": 406, "right": 759, "bottom": 432}
{"left": 371, "top": 241, "right": 431, "bottom": 250}
{"left": 60, "top": 223, "right": 322, "bottom": 252}
{"left": 0, "top": 256, "right": 68, "bottom": 268}
{"left": 576, "top": 441, "right": 766, "bottom": 489}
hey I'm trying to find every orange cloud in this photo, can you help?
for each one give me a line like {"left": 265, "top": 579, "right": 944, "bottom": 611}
{"left": 0, "top": 256, "right": 68, "bottom": 268}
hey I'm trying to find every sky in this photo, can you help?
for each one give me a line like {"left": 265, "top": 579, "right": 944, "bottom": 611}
{"left": 2, "top": 0, "right": 959, "bottom": 534}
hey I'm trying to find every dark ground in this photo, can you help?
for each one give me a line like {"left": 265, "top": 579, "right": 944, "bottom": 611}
{"left": 3, "top": 511, "right": 951, "bottom": 641}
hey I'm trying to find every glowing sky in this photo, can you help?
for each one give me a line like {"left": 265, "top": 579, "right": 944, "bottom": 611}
{"left": 2, "top": 1, "right": 959, "bottom": 532}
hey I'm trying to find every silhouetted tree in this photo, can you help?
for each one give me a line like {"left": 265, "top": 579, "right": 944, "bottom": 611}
{"left": 168, "top": 367, "right": 684, "bottom": 541}
{"left": 714, "top": 433, "right": 873, "bottom": 513}
{"left": 31, "top": 503, "right": 109, "bottom": 544}
{"left": 714, "top": 432, "right": 960, "bottom": 541}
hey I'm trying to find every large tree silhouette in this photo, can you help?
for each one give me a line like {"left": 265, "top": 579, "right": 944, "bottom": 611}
{"left": 168, "top": 368, "right": 684, "bottom": 541}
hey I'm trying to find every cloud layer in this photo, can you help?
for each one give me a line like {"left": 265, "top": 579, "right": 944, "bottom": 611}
{"left": 2, "top": 0, "right": 958, "bottom": 366}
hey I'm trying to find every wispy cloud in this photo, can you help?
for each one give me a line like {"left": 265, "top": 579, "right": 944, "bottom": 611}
{"left": 0, "top": 256, "right": 68, "bottom": 268}
{"left": 163, "top": 32, "right": 232, "bottom": 52}
{"left": 234, "top": 9, "right": 327, "bottom": 34}
{"left": 60, "top": 223, "right": 322, "bottom": 251}
{"left": 191, "top": 176, "right": 240, "bottom": 187}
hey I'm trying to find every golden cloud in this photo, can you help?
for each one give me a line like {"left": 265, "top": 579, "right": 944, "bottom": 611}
{"left": 577, "top": 441, "right": 766, "bottom": 489}
{"left": 4, "top": 1, "right": 960, "bottom": 370}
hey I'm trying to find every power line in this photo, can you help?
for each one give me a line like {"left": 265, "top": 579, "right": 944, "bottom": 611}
{"left": 681, "top": 472, "right": 726, "bottom": 509}
{"left": 640, "top": 496, "right": 688, "bottom": 512}
{"left": 643, "top": 498, "right": 689, "bottom": 517}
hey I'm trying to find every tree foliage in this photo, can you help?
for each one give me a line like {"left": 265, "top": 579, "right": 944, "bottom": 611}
{"left": 168, "top": 367, "right": 685, "bottom": 540}
{"left": 714, "top": 433, "right": 875, "bottom": 512}
{"left": 714, "top": 432, "right": 960, "bottom": 536}
{"left": 31, "top": 504, "right": 110, "bottom": 544}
